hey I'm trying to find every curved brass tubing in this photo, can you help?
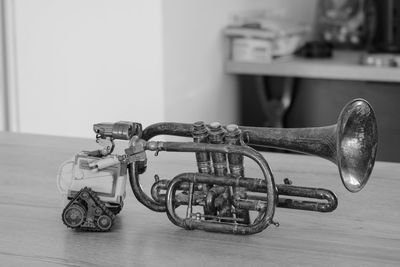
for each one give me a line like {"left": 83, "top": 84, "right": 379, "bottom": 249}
{"left": 150, "top": 140, "right": 276, "bottom": 235}
{"left": 127, "top": 98, "right": 378, "bottom": 234}
{"left": 128, "top": 163, "right": 167, "bottom": 212}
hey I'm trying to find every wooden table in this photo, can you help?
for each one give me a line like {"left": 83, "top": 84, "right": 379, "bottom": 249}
{"left": 1, "top": 132, "right": 399, "bottom": 266}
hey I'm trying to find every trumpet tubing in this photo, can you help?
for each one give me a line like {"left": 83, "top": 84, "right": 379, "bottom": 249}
{"left": 142, "top": 99, "right": 378, "bottom": 193}
{"left": 166, "top": 172, "right": 274, "bottom": 235}
{"left": 127, "top": 98, "right": 378, "bottom": 234}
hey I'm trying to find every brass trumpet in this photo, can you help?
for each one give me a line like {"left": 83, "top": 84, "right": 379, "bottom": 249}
{"left": 127, "top": 98, "right": 377, "bottom": 234}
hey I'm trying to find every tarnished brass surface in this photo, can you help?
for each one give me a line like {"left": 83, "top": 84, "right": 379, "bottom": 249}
{"left": 141, "top": 99, "right": 378, "bottom": 193}
{"left": 122, "top": 99, "right": 377, "bottom": 234}
{"left": 240, "top": 99, "right": 378, "bottom": 193}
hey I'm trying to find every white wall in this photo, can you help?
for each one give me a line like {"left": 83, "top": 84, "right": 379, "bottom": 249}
{"left": 13, "top": 0, "right": 164, "bottom": 137}
{"left": 6, "top": 0, "right": 316, "bottom": 137}
{"left": 0, "top": 0, "right": 6, "bottom": 131}
{"left": 162, "top": 0, "right": 317, "bottom": 125}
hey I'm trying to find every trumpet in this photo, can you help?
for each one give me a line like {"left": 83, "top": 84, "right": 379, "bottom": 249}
{"left": 125, "top": 98, "right": 377, "bottom": 234}
{"left": 74, "top": 98, "right": 376, "bottom": 234}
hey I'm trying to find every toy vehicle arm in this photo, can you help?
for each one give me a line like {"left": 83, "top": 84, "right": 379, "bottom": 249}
{"left": 89, "top": 156, "right": 121, "bottom": 171}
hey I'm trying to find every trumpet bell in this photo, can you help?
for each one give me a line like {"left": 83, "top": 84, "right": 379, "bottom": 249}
{"left": 337, "top": 99, "right": 378, "bottom": 192}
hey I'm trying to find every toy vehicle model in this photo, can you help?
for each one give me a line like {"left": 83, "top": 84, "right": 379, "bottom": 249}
{"left": 57, "top": 121, "right": 144, "bottom": 231}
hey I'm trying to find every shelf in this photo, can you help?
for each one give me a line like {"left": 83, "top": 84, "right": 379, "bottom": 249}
{"left": 225, "top": 51, "right": 400, "bottom": 83}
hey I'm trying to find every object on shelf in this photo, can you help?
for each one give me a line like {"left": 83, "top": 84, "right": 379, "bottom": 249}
{"left": 360, "top": 53, "right": 400, "bottom": 67}
{"left": 225, "top": 26, "right": 308, "bottom": 60}
{"left": 231, "top": 37, "right": 272, "bottom": 63}
{"left": 316, "top": 0, "right": 375, "bottom": 49}
{"left": 295, "top": 41, "right": 333, "bottom": 58}
{"left": 224, "top": 13, "right": 310, "bottom": 62}
{"left": 371, "top": 0, "right": 400, "bottom": 53}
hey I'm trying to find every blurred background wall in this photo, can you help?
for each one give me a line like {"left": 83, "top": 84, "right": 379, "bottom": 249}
{"left": 3, "top": 0, "right": 165, "bottom": 137}
{"left": 0, "top": 0, "right": 7, "bottom": 131}
{"left": 163, "top": 0, "right": 316, "bottom": 125}
{"left": 0, "top": 0, "right": 315, "bottom": 137}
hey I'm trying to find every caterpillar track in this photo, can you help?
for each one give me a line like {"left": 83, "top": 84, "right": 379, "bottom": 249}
{"left": 62, "top": 187, "right": 116, "bottom": 232}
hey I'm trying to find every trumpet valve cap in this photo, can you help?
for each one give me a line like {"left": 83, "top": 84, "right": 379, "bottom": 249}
{"left": 209, "top": 122, "right": 221, "bottom": 130}
{"left": 226, "top": 124, "right": 238, "bottom": 132}
{"left": 226, "top": 124, "right": 241, "bottom": 137}
{"left": 193, "top": 121, "right": 205, "bottom": 129}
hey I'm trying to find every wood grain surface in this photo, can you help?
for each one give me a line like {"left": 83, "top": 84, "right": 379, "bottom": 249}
{"left": 0, "top": 132, "right": 399, "bottom": 266}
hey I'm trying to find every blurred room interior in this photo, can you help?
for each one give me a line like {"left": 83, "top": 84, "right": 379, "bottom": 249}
{"left": 0, "top": 0, "right": 399, "bottom": 162}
